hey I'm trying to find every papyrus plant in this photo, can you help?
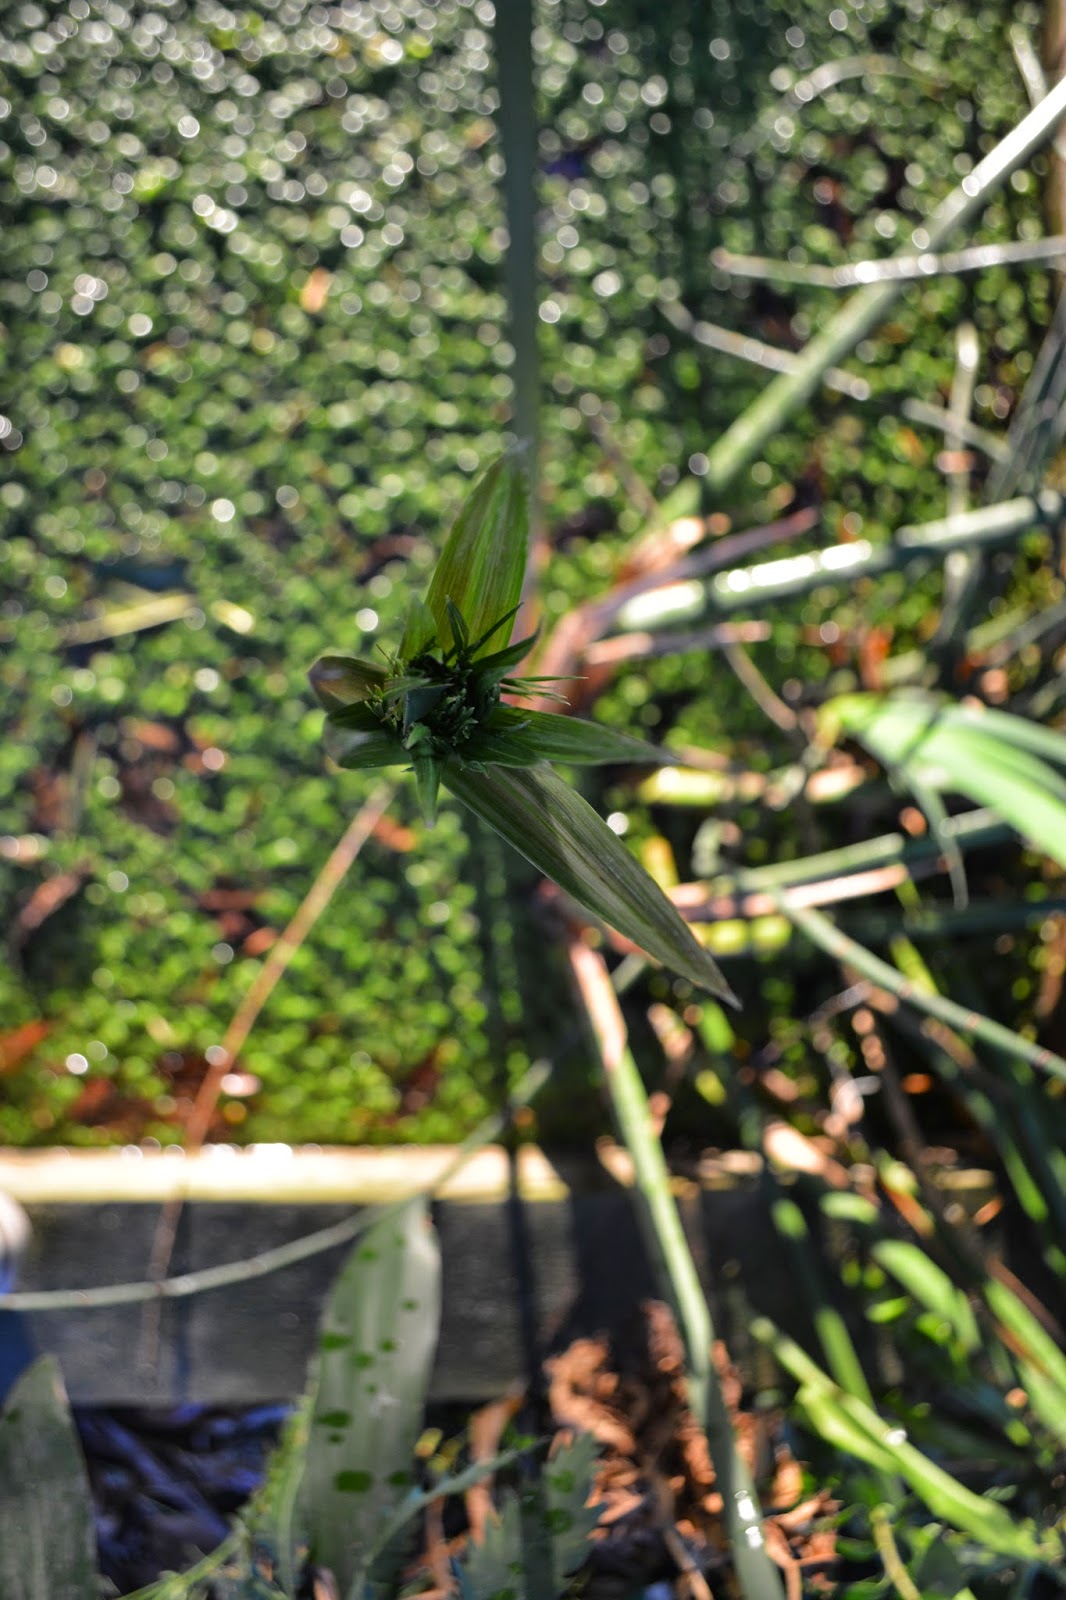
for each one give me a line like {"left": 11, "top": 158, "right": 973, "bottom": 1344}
{"left": 309, "top": 451, "right": 734, "bottom": 1001}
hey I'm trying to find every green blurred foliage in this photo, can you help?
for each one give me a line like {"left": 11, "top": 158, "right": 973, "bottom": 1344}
{"left": 0, "top": 0, "right": 1053, "bottom": 1144}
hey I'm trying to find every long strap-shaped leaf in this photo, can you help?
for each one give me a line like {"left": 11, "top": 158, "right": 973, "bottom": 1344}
{"left": 443, "top": 760, "right": 736, "bottom": 1002}
{"left": 825, "top": 694, "right": 1066, "bottom": 870}
{"left": 298, "top": 1198, "right": 441, "bottom": 1600}
{"left": 464, "top": 706, "right": 674, "bottom": 766}
{"left": 0, "top": 1357, "right": 97, "bottom": 1600}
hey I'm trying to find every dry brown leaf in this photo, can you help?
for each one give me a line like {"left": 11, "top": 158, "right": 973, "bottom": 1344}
{"left": 0, "top": 1019, "right": 50, "bottom": 1075}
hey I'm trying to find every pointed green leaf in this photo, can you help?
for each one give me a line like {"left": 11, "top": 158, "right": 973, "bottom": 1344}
{"left": 413, "top": 754, "right": 442, "bottom": 828}
{"left": 425, "top": 448, "right": 530, "bottom": 655}
{"left": 298, "top": 1199, "right": 441, "bottom": 1600}
{"left": 309, "top": 655, "right": 389, "bottom": 709}
{"left": 329, "top": 701, "right": 385, "bottom": 733}
{"left": 463, "top": 707, "right": 676, "bottom": 767}
{"left": 468, "top": 602, "right": 522, "bottom": 657}
{"left": 398, "top": 597, "right": 438, "bottom": 662}
{"left": 0, "top": 1356, "right": 97, "bottom": 1600}
{"left": 983, "top": 1279, "right": 1066, "bottom": 1400}
{"left": 902, "top": 731, "right": 1066, "bottom": 868}
{"left": 871, "top": 1239, "right": 980, "bottom": 1354}
{"left": 333, "top": 730, "right": 408, "bottom": 769}
{"left": 469, "top": 630, "right": 539, "bottom": 688}
{"left": 442, "top": 761, "right": 736, "bottom": 1002}
{"left": 445, "top": 596, "right": 469, "bottom": 653}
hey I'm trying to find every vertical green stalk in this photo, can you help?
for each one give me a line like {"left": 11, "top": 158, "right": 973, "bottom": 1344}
{"left": 571, "top": 948, "right": 785, "bottom": 1600}
{"left": 493, "top": 0, "right": 539, "bottom": 470}
{"left": 607, "top": 1044, "right": 784, "bottom": 1599}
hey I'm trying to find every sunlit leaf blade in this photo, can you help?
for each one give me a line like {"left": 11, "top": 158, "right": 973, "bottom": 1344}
{"left": 983, "top": 1279, "right": 1066, "bottom": 1402}
{"left": 426, "top": 448, "right": 530, "bottom": 656}
{"left": 823, "top": 693, "right": 1066, "bottom": 870}
{"left": 443, "top": 761, "right": 736, "bottom": 1002}
{"left": 872, "top": 1239, "right": 980, "bottom": 1354}
{"left": 398, "top": 597, "right": 438, "bottom": 662}
{"left": 308, "top": 654, "right": 388, "bottom": 709}
{"left": 333, "top": 730, "right": 408, "bottom": 769}
{"left": 909, "top": 732, "right": 1066, "bottom": 854}
{"left": 464, "top": 706, "right": 675, "bottom": 767}
{"left": 825, "top": 694, "right": 1066, "bottom": 794}
{"left": 792, "top": 1384, "right": 1040, "bottom": 1558}
{"left": 951, "top": 701, "right": 1066, "bottom": 768}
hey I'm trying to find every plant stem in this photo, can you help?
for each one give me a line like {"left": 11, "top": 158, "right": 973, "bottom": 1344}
{"left": 718, "top": 806, "right": 1007, "bottom": 895}
{"left": 613, "top": 494, "right": 1063, "bottom": 630}
{"left": 702, "top": 493, "right": 1065, "bottom": 613}
{"left": 659, "top": 294, "right": 869, "bottom": 399}
{"left": 493, "top": 0, "right": 538, "bottom": 464}
{"left": 567, "top": 939, "right": 785, "bottom": 1600}
{"left": 712, "top": 234, "right": 1066, "bottom": 289}
{"left": 779, "top": 899, "right": 1066, "bottom": 1087}
{"left": 119, "top": 1530, "right": 242, "bottom": 1599}
{"left": 870, "top": 1506, "right": 923, "bottom": 1600}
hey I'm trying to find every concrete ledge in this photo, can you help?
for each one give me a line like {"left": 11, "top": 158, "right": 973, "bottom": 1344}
{"left": 0, "top": 1146, "right": 996, "bottom": 1407}
{"left": 0, "top": 1144, "right": 574, "bottom": 1206}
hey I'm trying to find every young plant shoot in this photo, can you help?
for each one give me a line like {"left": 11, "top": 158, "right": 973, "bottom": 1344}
{"left": 309, "top": 451, "right": 735, "bottom": 1002}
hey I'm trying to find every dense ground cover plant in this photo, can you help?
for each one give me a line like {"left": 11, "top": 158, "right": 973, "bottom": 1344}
{"left": 0, "top": 0, "right": 1055, "bottom": 1145}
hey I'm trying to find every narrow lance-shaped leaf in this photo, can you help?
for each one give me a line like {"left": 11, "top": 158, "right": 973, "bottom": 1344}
{"left": 443, "top": 760, "right": 736, "bottom": 1002}
{"left": 329, "top": 701, "right": 385, "bottom": 732}
{"left": 463, "top": 706, "right": 679, "bottom": 767}
{"left": 756, "top": 1323, "right": 1045, "bottom": 1560}
{"left": 398, "top": 597, "right": 439, "bottom": 662}
{"left": 469, "top": 628, "right": 538, "bottom": 686}
{"left": 333, "top": 730, "right": 409, "bottom": 770}
{"left": 413, "top": 752, "right": 442, "bottom": 828}
{"left": 309, "top": 654, "right": 389, "bottom": 709}
{"left": 426, "top": 448, "right": 530, "bottom": 656}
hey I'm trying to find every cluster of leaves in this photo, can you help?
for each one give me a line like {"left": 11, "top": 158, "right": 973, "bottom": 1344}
{"left": 310, "top": 450, "right": 733, "bottom": 998}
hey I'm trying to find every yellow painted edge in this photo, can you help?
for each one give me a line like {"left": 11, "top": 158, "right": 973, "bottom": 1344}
{"left": 0, "top": 1145, "right": 571, "bottom": 1206}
